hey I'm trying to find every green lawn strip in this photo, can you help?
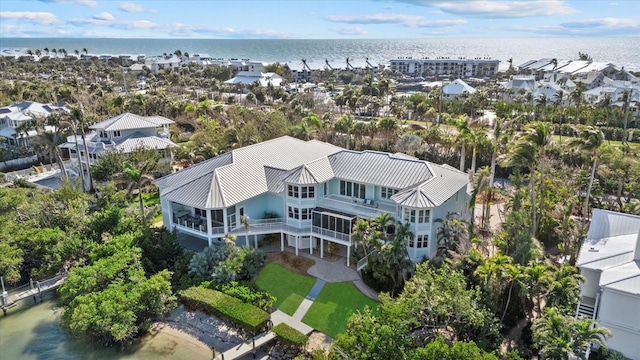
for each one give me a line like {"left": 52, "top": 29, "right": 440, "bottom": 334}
{"left": 301, "top": 282, "right": 378, "bottom": 338}
{"left": 255, "top": 263, "right": 316, "bottom": 316}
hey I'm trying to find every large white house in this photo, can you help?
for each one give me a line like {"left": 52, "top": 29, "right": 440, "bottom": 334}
{"left": 576, "top": 209, "right": 640, "bottom": 359}
{"left": 0, "top": 101, "right": 69, "bottom": 147}
{"left": 59, "top": 113, "right": 177, "bottom": 167}
{"left": 155, "top": 136, "right": 470, "bottom": 265}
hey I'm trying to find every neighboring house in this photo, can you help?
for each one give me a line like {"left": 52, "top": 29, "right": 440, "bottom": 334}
{"left": 59, "top": 113, "right": 177, "bottom": 167}
{"left": 224, "top": 71, "right": 283, "bottom": 88}
{"left": 502, "top": 75, "right": 537, "bottom": 100}
{"left": 575, "top": 209, "right": 640, "bottom": 359}
{"left": 442, "top": 79, "right": 476, "bottom": 100}
{"left": 155, "top": 136, "right": 470, "bottom": 265}
{"left": 532, "top": 81, "right": 564, "bottom": 103}
{"left": 0, "top": 101, "right": 69, "bottom": 148}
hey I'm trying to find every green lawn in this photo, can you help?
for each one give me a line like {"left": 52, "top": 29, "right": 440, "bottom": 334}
{"left": 255, "top": 263, "right": 316, "bottom": 316}
{"left": 302, "top": 282, "right": 379, "bottom": 338}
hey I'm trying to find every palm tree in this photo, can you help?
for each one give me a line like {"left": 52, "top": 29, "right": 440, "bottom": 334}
{"left": 524, "top": 261, "right": 551, "bottom": 318}
{"left": 116, "top": 151, "right": 160, "bottom": 220}
{"left": 373, "top": 212, "right": 394, "bottom": 241}
{"left": 82, "top": 48, "right": 88, "bottom": 55}
{"left": 501, "top": 262, "right": 523, "bottom": 324}
{"left": 570, "top": 126, "right": 604, "bottom": 221}
{"left": 33, "top": 128, "right": 68, "bottom": 180}
{"left": 70, "top": 104, "right": 95, "bottom": 192}
{"left": 546, "top": 265, "right": 583, "bottom": 314}
{"left": 435, "top": 212, "right": 470, "bottom": 259}
{"left": 500, "top": 121, "right": 552, "bottom": 237}
{"left": 533, "top": 308, "right": 610, "bottom": 360}
{"left": 378, "top": 117, "right": 398, "bottom": 151}
{"left": 597, "top": 93, "right": 612, "bottom": 130}
{"left": 484, "top": 119, "right": 510, "bottom": 230}
{"left": 44, "top": 47, "right": 49, "bottom": 56}
{"left": 334, "top": 113, "right": 354, "bottom": 149}
{"left": 240, "top": 215, "right": 251, "bottom": 247}
{"left": 449, "top": 116, "right": 471, "bottom": 172}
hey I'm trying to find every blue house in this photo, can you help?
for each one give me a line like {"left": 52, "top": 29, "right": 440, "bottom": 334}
{"left": 155, "top": 136, "right": 470, "bottom": 265}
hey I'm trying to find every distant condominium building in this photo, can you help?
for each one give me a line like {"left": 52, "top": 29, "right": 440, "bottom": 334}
{"left": 389, "top": 57, "right": 500, "bottom": 78}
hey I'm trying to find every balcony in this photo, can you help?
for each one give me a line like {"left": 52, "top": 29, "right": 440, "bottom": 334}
{"left": 312, "top": 226, "right": 350, "bottom": 243}
{"left": 316, "top": 195, "right": 395, "bottom": 219}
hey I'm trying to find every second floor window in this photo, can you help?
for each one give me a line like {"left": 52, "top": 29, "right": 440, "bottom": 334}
{"left": 288, "top": 185, "right": 315, "bottom": 198}
{"left": 340, "top": 180, "right": 366, "bottom": 199}
{"left": 288, "top": 206, "right": 299, "bottom": 219}
{"left": 113, "top": 130, "right": 121, "bottom": 137}
{"left": 381, "top": 187, "right": 399, "bottom": 199}
{"left": 409, "top": 234, "right": 428, "bottom": 248}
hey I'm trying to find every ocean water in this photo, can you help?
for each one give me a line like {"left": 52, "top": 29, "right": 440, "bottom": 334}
{"left": 1, "top": 37, "right": 639, "bottom": 70}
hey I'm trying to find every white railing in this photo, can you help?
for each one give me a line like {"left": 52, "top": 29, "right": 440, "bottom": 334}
{"left": 317, "top": 196, "right": 392, "bottom": 218}
{"left": 312, "top": 226, "right": 351, "bottom": 242}
{"left": 357, "top": 256, "right": 368, "bottom": 271}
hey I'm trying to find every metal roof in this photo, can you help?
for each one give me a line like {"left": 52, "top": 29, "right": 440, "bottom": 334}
{"left": 328, "top": 150, "right": 432, "bottom": 189}
{"left": 113, "top": 132, "right": 177, "bottom": 153}
{"left": 89, "top": 113, "right": 174, "bottom": 131}
{"left": 158, "top": 137, "right": 470, "bottom": 210}
{"left": 391, "top": 163, "right": 468, "bottom": 208}
{"left": 577, "top": 209, "right": 640, "bottom": 298}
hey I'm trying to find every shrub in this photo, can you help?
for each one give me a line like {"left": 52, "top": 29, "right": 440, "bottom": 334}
{"left": 272, "top": 323, "right": 308, "bottom": 349}
{"left": 214, "top": 281, "right": 275, "bottom": 311}
{"left": 178, "top": 286, "right": 270, "bottom": 334}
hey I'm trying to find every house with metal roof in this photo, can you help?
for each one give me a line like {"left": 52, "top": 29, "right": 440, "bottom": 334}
{"left": 59, "top": 113, "right": 177, "bottom": 168}
{"left": 442, "top": 79, "right": 476, "bottom": 100}
{"left": 155, "top": 136, "right": 470, "bottom": 266}
{"left": 575, "top": 209, "right": 640, "bottom": 359}
{"left": 0, "top": 101, "right": 69, "bottom": 148}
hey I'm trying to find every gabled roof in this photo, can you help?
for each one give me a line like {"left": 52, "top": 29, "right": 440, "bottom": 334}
{"left": 89, "top": 113, "right": 174, "bottom": 131}
{"left": 113, "top": 131, "right": 177, "bottom": 153}
{"left": 391, "top": 163, "right": 468, "bottom": 208}
{"left": 156, "top": 137, "right": 469, "bottom": 209}
{"left": 443, "top": 79, "right": 476, "bottom": 96}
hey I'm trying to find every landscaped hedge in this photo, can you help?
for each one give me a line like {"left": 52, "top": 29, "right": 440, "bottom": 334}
{"left": 272, "top": 323, "right": 308, "bottom": 348}
{"left": 178, "top": 286, "right": 270, "bottom": 334}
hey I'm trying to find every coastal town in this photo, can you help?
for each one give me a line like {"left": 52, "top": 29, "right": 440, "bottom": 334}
{"left": 1, "top": 42, "right": 639, "bottom": 359}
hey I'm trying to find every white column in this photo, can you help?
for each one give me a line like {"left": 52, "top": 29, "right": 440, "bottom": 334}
{"left": 320, "top": 238, "right": 324, "bottom": 259}
{"left": 168, "top": 201, "right": 174, "bottom": 228}
{"left": 207, "top": 209, "right": 213, "bottom": 239}
{"left": 223, "top": 208, "right": 228, "bottom": 233}
{"left": 254, "top": 234, "right": 258, "bottom": 249}
{"left": 295, "top": 236, "right": 299, "bottom": 256}
{"left": 346, "top": 245, "right": 351, "bottom": 267}
{"left": 208, "top": 238, "right": 212, "bottom": 247}
{"left": 310, "top": 237, "right": 313, "bottom": 255}
{"left": 413, "top": 237, "right": 418, "bottom": 260}
{"left": 280, "top": 232, "right": 284, "bottom": 251}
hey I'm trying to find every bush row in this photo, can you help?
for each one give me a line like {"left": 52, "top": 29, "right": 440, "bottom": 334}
{"left": 214, "top": 281, "right": 276, "bottom": 312}
{"left": 178, "top": 286, "right": 270, "bottom": 334}
{"left": 272, "top": 323, "right": 309, "bottom": 348}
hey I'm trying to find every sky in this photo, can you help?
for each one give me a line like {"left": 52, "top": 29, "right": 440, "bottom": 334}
{"left": 0, "top": 0, "right": 639, "bottom": 39}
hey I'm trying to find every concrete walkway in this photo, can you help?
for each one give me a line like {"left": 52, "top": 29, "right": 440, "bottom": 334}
{"left": 299, "top": 252, "right": 360, "bottom": 283}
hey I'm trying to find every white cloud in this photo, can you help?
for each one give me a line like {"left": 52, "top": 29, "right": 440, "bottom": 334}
{"left": 511, "top": 17, "right": 639, "bottom": 35}
{"left": 325, "top": 13, "right": 466, "bottom": 27}
{"left": 0, "top": 11, "right": 59, "bottom": 25}
{"left": 93, "top": 12, "right": 114, "bottom": 21}
{"left": 331, "top": 26, "right": 369, "bottom": 35}
{"left": 38, "top": 0, "right": 98, "bottom": 7}
{"left": 118, "top": 2, "right": 154, "bottom": 13}
{"left": 110, "top": 20, "right": 157, "bottom": 30}
{"left": 387, "top": 0, "right": 578, "bottom": 18}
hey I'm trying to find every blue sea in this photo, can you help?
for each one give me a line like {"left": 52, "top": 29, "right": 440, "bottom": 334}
{"left": 1, "top": 37, "right": 639, "bottom": 70}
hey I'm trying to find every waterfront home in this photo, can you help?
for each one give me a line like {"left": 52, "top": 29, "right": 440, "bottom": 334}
{"left": 155, "top": 136, "right": 470, "bottom": 265}
{"left": 575, "top": 209, "right": 640, "bottom": 359}
{"left": 0, "top": 101, "right": 69, "bottom": 148}
{"left": 59, "top": 113, "right": 176, "bottom": 168}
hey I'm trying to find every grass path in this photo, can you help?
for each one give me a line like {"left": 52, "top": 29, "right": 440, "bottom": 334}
{"left": 302, "top": 282, "right": 378, "bottom": 337}
{"left": 255, "top": 263, "right": 316, "bottom": 316}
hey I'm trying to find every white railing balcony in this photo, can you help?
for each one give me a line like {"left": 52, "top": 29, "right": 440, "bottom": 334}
{"left": 312, "top": 226, "right": 351, "bottom": 243}
{"left": 317, "top": 196, "right": 395, "bottom": 218}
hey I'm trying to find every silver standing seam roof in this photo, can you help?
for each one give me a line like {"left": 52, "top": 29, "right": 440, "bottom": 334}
{"left": 89, "top": 113, "right": 174, "bottom": 131}
{"left": 155, "top": 136, "right": 469, "bottom": 210}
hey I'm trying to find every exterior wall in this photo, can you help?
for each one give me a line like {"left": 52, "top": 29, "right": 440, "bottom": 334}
{"left": 597, "top": 320, "right": 640, "bottom": 360}
{"left": 429, "top": 186, "right": 469, "bottom": 258}
{"left": 598, "top": 289, "right": 640, "bottom": 335}
{"left": 160, "top": 196, "right": 171, "bottom": 228}
{"left": 579, "top": 269, "right": 601, "bottom": 298}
